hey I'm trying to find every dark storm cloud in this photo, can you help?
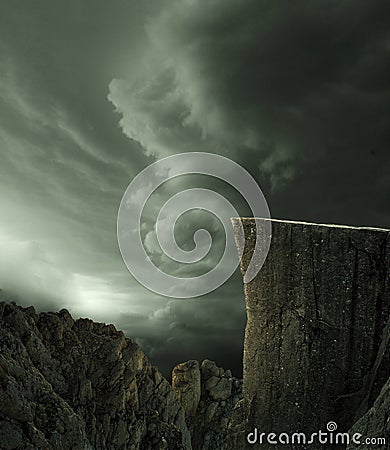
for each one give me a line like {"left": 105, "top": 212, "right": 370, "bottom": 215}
{"left": 108, "top": 0, "right": 390, "bottom": 373}
{"left": 116, "top": 271, "right": 247, "bottom": 377}
{"left": 0, "top": 0, "right": 248, "bottom": 377}
{"left": 0, "top": 0, "right": 160, "bottom": 316}
{"left": 110, "top": 0, "right": 390, "bottom": 226}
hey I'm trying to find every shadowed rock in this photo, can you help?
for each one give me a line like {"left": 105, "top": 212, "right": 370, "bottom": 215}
{"left": 346, "top": 376, "right": 389, "bottom": 449}
{"left": 172, "top": 360, "right": 201, "bottom": 417}
{"left": 172, "top": 359, "right": 243, "bottom": 450}
{"left": 0, "top": 302, "right": 191, "bottom": 450}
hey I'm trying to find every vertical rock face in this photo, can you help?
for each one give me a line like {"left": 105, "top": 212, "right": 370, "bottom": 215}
{"left": 172, "top": 359, "right": 243, "bottom": 450}
{"left": 0, "top": 302, "right": 191, "bottom": 450}
{"left": 172, "top": 360, "right": 201, "bottom": 417}
{"left": 231, "top": 219, "right": 389, "bottom": 449}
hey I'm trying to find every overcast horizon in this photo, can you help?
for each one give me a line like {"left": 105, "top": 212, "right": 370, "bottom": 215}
{"left": 1, "top": 0, "right": 389, "bottom": 377}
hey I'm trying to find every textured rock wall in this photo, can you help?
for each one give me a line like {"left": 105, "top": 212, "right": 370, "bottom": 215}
{"left": 231, "top": 219, "right": 389, "bottom": 449}
{"left": 0, "top": 302, "right": 191, "bottom": 450}
{"left": 172, "top": 359, "right": 243, "bottom": 450}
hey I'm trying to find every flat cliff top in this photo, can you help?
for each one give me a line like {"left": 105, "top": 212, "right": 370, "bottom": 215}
{"left": 231, "top": 217, "right": 390, "bottom": 233}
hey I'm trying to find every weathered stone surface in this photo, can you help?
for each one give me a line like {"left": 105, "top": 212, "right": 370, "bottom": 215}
{"left": 172, "top": 360, "right": 201, "bottom": 417}
{"left": 230, "top": 219, "right": 389, "bottom": 449}
{"left": 347, "top": 376, "right": 389, "bottom": 449}
{"left": 0, "top": 301, "right": 191, "bottom": 450}
{"left": 208, "top": 377, "right": 232, "bottom": 402}
{"left": 172, "top": 359, "right": 243, "bottom": 450}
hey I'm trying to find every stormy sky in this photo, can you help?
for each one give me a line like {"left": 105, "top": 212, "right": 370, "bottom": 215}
{"left": 1, "top": 0, "right": 389, "bottom": 377}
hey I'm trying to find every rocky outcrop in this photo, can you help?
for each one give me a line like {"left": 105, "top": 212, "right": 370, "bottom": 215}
{"left": 172, "top": 359, "right": 243, "bottom": 450}
{"left": 172, "top": 360, "right": 201, "bottom": 418}
{"left": 231, "top": 219, "right": 390, "bottom": 449}
{"left": 0, "top": 301, "right": 243, "bottom": 450}
{"left": 0, "top": 301, "right": 191, "bottom": 450}
{"left": 346, "top": 376, "right": 389, "bottom": 449}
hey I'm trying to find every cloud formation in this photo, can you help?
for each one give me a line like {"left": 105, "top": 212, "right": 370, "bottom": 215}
{"left": 109, "top": 0, "right": 390, "bottom": 226}
{"left": 0, "top": 0, "right": 249, "bottom": 377}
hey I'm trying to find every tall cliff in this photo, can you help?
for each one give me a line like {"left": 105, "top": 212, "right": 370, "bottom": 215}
{"left": 230, "top": 219, "right": 389, "bottom": 449}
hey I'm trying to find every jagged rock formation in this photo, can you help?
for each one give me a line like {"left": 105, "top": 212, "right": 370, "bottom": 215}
{"left": 347, "top": 376, "right": 389, "bottom": 449}
{"left": 230, "top": 219, "right": 389, "bottom": 449}
{"left": 172, "top": 359, "right": 243, "bottom": 450}
{"left": 172, "top": 360, "right": 201, "bottom": 418}
{"left": 0, "top": 302, "right": 191, "bottom": 450}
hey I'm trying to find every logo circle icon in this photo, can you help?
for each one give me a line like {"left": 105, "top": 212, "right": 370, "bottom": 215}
{"left": 326, "top": 421, "right": 338, "bottom": 432}
{"left": 117, "top": 152, "right": 271, "bottom": 298}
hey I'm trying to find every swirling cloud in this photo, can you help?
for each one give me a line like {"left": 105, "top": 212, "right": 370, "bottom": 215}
{"left": 109, "top": 0, "right": 390, "bottom": 225}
